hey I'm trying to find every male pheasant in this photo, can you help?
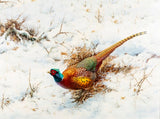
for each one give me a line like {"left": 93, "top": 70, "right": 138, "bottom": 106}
{"left": 49, "top": 32, "right": 146, "bottom": 89}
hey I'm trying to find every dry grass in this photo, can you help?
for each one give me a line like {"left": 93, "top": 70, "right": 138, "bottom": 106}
{"left": 0, "top": 16, "right": 46, "bottom": 42}
{"left": 0, "top": 0, "right": 9, "bottom": 4}
{"left": 1, "top": 94, "right": 11, "bottom": 110}
{"left": 53, "top": 18, "right": 70, "bottom": 38}
{"left": 5, "top": 17, "right": 26, "bottom": 30}
{"left": 146, "top": 54, "right": 160, "bottom": 63}
{"left": 132, "top": 65, "right": 155, "bottom": 95}
{"left": 71, "top": 81, "right": 113, "bottom": 104}
{"left": 64, "top": 44, "right": 133, "bottom": 104}
{"left": 95, "top": 9, "right": 103, "bottom": 23}
{"left": 0, "top": 16, "right": 26, "bottom": 35}
{"left": 25, "top": 27, "right": 39, "bottom": 38}
{"left": 20, "top": 69, "right": 41, "bottom": 101}
{"left": 64, "top": 44, "right": 97, "bottom": 67}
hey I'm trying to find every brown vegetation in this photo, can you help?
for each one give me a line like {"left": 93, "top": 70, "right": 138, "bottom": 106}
{"left": 64, "top": 44, "right": 133, "bottom": 104}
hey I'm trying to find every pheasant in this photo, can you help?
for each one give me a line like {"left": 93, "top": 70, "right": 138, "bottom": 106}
{"left": 49, "top": 32, "right": 146, "bottom": 89}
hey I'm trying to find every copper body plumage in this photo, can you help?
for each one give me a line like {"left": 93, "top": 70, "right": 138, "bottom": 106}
{"left": 50, "top": 32, "right": 146, "bottom": 89}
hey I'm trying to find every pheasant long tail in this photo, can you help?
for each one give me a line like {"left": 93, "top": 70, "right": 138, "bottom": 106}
{"left": 95, "top": 31, "right": 146, "bottom": 70}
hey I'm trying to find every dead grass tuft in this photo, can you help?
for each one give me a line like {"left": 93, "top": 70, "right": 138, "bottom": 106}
{"left": 0, "top": 16, "right": 47, "bottom": 42}
{"left": 20, "top": 69, "right": 41, "bottom": 101}
{"left": 133, "top": 65, "right": 155, "bottom": 95}
{"left": 95, "top": 9, "right": 103, "bottom": 23}
{"left": 25, "top": 27, "right": 39, "bottom": 37}
{"left": 71, "top": 80, "right": 113, "bottom": 104}
{"left": 5, "top": 17, "right": 26, "bottom": 31}
{"left": 1, "top": 94, "right": 11, "bottom": 110}
{"left": 0, "top": 16, "right": 26, "bottom": 35}
{"left": 0, "top": 0, "right": 10, "bottom": 4}
{"left": 64, "top": 44, "right": 97, "bottom": 67}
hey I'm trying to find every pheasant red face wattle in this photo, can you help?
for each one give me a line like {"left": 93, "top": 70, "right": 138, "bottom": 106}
{"left": 50, "top": 69, "right": 57, "bottom": 76}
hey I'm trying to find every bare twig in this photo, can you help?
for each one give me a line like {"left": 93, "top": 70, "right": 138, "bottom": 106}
{"left": 21, "top": 81, "right": 41, "bottom": 101}
{"left": 130, "top": 73, "right": 138, "bottom": 83}
{"left": 36, "top": 32, "right": 49, "bottom": 42}
{"left": 95, "top": 9, "right": 103, "bottom": 23}
{"left": 53, "top": 18, "right": 70, "bottom": 38}
{"left": 1, "top": 94, "right": 11, "bottom": 110}
{"left": 28, "top": 69, "right": 34, "bottom": 97}
{"left": 43, "top": 46, "right": 55, "bottom": 55}
{"left": 28, "top": 69, "right": 41, "bottom": 98}
{"left": 20, "top": 89, "right": 28, "bottom": 101}
{"left": 0, "top": 0, "right": 9, "bottom": 4}
{"left": 146, "top": 54, "right": 160, "bottom": 63}
{"left": 20, "top": 69, "right": 41, "bottom": 101}
{"left": 1, "top": 94, "right": 4, "bottom": 110}
{"left": 135, "top": 67, "right": 154, "bottom": 95}
{"left": 54, "top": 41, "right": 70, "bottom": 50}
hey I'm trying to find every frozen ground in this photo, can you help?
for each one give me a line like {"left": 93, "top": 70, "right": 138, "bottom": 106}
{"left": 0, "top": 0, "right": 160, "bottom": 119}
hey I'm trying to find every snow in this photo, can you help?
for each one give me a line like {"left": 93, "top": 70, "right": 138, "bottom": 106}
{"left": 0, "top": 0, "right": 160, "bottom": 119}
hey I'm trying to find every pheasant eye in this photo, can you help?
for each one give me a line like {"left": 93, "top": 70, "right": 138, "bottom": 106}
{"left": 51, "top": 70, "right": 57, "bottom": 75}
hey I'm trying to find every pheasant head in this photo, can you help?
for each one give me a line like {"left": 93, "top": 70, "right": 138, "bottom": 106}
{"left": 49, "top": 69, "right": 64, "bottom": 82}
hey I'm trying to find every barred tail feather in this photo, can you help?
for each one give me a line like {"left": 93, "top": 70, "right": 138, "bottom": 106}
{"left": 95, "top": 31, "right": 146, "bottom": 68}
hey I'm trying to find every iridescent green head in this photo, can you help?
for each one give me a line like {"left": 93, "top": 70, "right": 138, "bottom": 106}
{"left": 49, "top": 68, "right": 63, "bottom": 82}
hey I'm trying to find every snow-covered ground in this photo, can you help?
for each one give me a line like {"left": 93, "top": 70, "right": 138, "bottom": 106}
{"left": 0, "top": 0, "right": 160, "bottom": 119}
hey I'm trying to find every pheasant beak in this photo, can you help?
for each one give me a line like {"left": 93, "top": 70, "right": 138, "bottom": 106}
{"left": 47, "top": 71, "right": 51, "bottom": 74}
